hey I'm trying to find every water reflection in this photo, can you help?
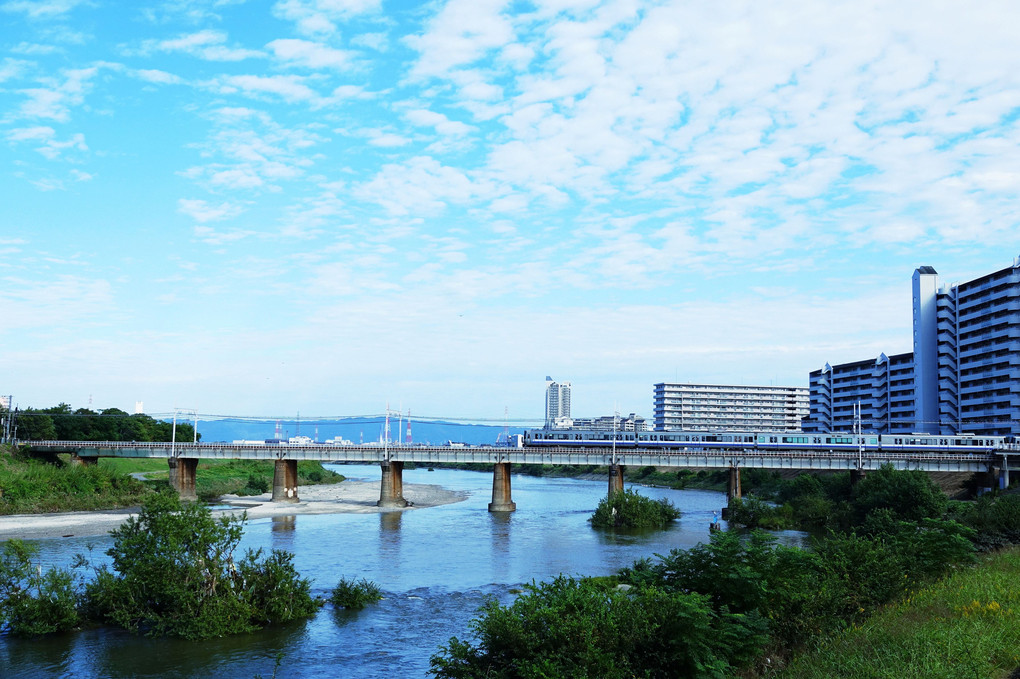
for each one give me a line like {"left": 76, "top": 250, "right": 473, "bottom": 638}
{"left": 271, "top": 516, "right": 296, "bottom": 532}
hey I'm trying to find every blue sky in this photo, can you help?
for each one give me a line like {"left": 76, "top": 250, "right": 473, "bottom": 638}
{"left": 2, "top": 0, "right": 1019, "bottom": 424}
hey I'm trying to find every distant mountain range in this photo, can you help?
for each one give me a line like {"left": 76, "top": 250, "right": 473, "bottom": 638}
{"left": 194, "top": 416, "right": 519, "bottom": 446}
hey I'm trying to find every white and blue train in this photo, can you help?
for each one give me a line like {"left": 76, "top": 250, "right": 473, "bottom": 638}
{"left": 521, "top": 428, "right": 1009, "bottom": 453}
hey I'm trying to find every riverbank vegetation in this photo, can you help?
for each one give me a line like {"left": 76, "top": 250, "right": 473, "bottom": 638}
{"left": 431, "top": 467, "right": 1020, "bottom": 678}
{"left": 0, "top": 445, "right": 149, "bottom": 514}
{"left": 0, "top": 491, "right": 320, "bottom": 639}
{"left": 0, "top": 444, "right": 344, "bottom": 513}
{"left": 590, "top": 488, "right": 681, "bottom": 529}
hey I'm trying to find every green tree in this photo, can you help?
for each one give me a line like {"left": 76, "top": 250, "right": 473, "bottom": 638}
{"left": 83, "top": 491, "right": 318, "bottom": 639}
{"left": 16, "top": 409, "right": 56, "bottom": 441}
{"left": 851, "top": 464, "right": 948, "bottom": 524}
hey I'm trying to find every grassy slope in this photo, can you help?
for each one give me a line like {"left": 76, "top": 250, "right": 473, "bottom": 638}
{"left": 778, "top": 547, "right": 1020, "bottom": 679}
{"left": 1, "top": 447, "right": 345, "bottom": 514}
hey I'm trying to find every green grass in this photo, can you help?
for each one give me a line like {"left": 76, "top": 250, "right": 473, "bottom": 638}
{"left": 0, "top": 446, "right": 346, "bottom": 512}
{"left": 1, "top": 447, "right": 150, "bottom": 514}
{"left": 778, "top": 547, "right": 1020, "bottom": 679}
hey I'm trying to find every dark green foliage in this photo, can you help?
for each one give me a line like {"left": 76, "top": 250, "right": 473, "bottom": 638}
{"left": 429, "top": 576, "right": 766, "bottom": 679}
{"left": 16, "top": 402, "right": 198, "bottom": 442}
{"left": 850, "top": 464, "right": 948, "bottom": 523}
{"left": 0, "top": 539, "right": 80, "bottom": 636}
{"left": 329, "top": 577, "right": 383, "bottom": 609}
{"left": 83, "top": 490, "right": 319, "bottom": 639}
{"left": 948, "top": 494, "right": 1020, "bottom": 550}
{"left": 590, "top": 488, "right": 681, "bottom": 529}
{"left": 725, "top": 496, "right": 795, "bottom": 530}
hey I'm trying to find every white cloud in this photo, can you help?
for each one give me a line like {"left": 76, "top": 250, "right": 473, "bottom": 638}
{"left": 1, "top": 0, "right": 86, "bottom": 19}
{"left": 405, "top": 108, "right": 473, "bottom": 136}
{"left": 16, "top": 65, "right": 98, "bottom": 122}
{"left": 214, "top": 74, "right": 319, "bottom": 102}
{"left": 272, "top": 0, "right": 382, "bottom": 36}
{"left": 406, "top": 0, "right": 514, "bottom": 78}
{"left": 142, "top": 30, "right": 262, "bottom": 61}
{"left": 134, "top": 68, "right": 183, "bottom": 85}
{"left": 267, "top": 38, "right": 353, "bottom": 70}
{"left": 178, "top": 198, "right": 245, "bottom": 223}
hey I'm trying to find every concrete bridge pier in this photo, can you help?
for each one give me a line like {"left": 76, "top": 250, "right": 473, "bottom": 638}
{"left": 272, "top": 459, "right": 300, "bottom": 503}
{"left": 69, "top": 453, "right": 97, "bottom": 466}
{"left": 378, "top": 460, "right": 409, "bottom": 508}
{"left": 850, "top": 469, "right": 866, "bottom": 485}
{"left": 727, "top": 466, "right": 741, "bottom": 500}
{"left": 608, "top": 464, "right": 625, "bottom": 496}
{"left": 168, "top": 458, "right": 198, "bottom": 501}
{"left": 488, "top": 462, "right": 516, "bottom": 512}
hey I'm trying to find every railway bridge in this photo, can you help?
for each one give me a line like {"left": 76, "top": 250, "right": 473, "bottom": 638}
{"left": 25, "top": 440, "right": 1015, "bottom": 512}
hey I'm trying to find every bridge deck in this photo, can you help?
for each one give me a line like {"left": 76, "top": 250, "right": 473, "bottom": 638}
{"left": 25, "top": 441, "right": 1004, "bottom": 473}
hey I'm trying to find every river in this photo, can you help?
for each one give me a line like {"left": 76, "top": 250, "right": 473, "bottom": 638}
{"left": 0, "top": 465, "right": 806, "bottom": 678}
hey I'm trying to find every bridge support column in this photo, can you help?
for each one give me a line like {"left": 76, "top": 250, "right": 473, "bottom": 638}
{"left": 378, "top": 461, "right": 408, "bottom": 508}
{"left": 979, "top": 466, "right": 999, "bottom": 495}
{"left": 488, "top": 462, "right": 516, "bottom": 512}
{"left": 727, "top": 466, "right": 741, "bottom": 501}
{"left": 608, "top": 464, "right": 625, "bottom": 496}
{"left": 69, "top": 453, "right": 97, "bottom": 466}
{"left": 272, "top": 459, "right": 299, "bottom": 503}
{"left": 169, "top": 458, "right": 198, "bottom": 501}
{"left": 850, "top": 469, "right": 866, "bottom": 486}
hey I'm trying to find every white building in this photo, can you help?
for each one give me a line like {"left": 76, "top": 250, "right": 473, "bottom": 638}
{"left": 544, "top": 376, "right": 572, "bottom": 428}
{"left": 653, "top": 383, "right": 809, "bottom": 432}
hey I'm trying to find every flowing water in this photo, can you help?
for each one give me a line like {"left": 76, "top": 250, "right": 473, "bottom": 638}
{"left": 0, "top": 466, "right": 806, "bottom": 678}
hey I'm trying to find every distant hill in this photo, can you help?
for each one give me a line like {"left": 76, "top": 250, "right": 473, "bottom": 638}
{"left": 194, "top": 416, "right": 520, "bottom": 446}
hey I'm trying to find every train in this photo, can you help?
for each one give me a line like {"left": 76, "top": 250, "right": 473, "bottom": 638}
{"left": 519, "top": 428, "right": 1011, "bottom": 453}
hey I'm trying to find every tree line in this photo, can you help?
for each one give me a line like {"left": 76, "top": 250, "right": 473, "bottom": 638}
{"left": 3, "top": 403, "right": 198, "bottom": 443}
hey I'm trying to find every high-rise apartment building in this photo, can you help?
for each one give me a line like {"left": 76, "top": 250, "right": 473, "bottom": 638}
{"left": 806, "top": 257, "right": 1020, "bottom": 436}
{"left": 544, "top": 376, "right": 572, "bottom": 428}
{"left": 653, "top": 383, "right": 809, "bottom": 432}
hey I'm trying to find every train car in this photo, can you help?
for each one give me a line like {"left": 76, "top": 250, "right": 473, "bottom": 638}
{"left": 636, "top": 431, "right": 757, "bottom": 449}
{"left": 879, "top": 433, "right": 1005, "bottom": 452}
{"left": 523, "top": 429, "right": 637, "bottom": 446}
{"left": 756, "top": 433, "right": 879, "bottom": 451}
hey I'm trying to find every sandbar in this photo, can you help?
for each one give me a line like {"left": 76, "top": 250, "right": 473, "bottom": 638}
{"left": 0, "top": 480, "right": 469, "bottom": 541}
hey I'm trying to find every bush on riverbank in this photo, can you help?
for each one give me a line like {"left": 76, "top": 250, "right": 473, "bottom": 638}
{"left": 430, "top": 575, "right": 766, "bottom": 679}
{"left": 82, "top": 491, "right": 319, "bottom": 639}
{"left": 590, "top": 489, "right": 681, "bottom": 529}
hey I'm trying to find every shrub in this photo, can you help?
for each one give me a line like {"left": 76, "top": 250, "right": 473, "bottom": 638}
{"left": 0, "top": 539, "right": 80, "bottom": 636}
{"left": 429, "top": 576, "right": 766, "bottom": 679}
{"left": 329, "top": 577, "right": 382, "bottom": 609}
{"left": 82, "top": 490, "right": 318, "bottom": 639}
{"left": 590, "top": 489, "right": 681, "bottom": 529}
{"left": 725, "top": 496, "right": 794, "bottom": 530}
